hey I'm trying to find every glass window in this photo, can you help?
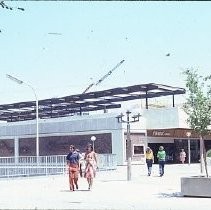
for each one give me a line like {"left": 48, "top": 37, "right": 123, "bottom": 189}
{"left": 133, "top": 145, "right": 144, "bottom": 155}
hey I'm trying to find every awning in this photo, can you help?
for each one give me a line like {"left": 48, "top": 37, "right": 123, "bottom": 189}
{"left": 0, "top": 83, "right": 185, "bottom": 122}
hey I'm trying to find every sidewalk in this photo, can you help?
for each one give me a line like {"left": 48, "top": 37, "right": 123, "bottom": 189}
{"left": 0, "top": 163, "right": 210, "bottom": 210}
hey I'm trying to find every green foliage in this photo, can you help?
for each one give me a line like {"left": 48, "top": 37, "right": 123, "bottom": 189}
{"left": 183, "top": 69, "right": 211, "bottom": 136}
{"left": 207, "top": 149, "right": 211, "bottom": 157}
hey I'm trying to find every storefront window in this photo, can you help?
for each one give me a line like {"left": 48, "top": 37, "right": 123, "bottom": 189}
{"left": 133, "top": 145, "right": 144, "bottom": 155}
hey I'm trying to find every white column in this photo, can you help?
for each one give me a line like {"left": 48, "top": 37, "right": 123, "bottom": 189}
{"left": 14, "top": 136, "right": 19, "bottom": 164}
{"left": 188, "top": 138, "right": 191, "bottom": 165}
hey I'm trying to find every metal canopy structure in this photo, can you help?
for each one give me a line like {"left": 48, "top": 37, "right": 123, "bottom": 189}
{"left": 0, "top": 83, "right": 185, "bottom": 122}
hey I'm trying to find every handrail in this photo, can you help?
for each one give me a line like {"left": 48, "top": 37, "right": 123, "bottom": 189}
{"left": 0, "top": 154, "right": 117, "bottom": 178}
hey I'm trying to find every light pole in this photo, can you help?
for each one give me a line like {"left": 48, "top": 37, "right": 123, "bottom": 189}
{"left": 186, "top": 131, "right": 191, "bottom": 165}
{"left": 6, "top": 74, "right": 39, "bottom": 158}
{"left": 91, "top": 136, "right": 96, "bottom": 151}
{"left": 116, "top": 111, "right": 141, "bottom": 181}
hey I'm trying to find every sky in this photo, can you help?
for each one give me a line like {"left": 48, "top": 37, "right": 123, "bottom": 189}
{"left": 1, "top": 1, "right": 211, "bottom": 105}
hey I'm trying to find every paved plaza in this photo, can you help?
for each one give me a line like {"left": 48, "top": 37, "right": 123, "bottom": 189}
{"left": 0, "top": 163, "right": 211, "bottom": 210}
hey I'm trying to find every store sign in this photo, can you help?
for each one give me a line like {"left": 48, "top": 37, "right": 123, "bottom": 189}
{"left": 152, "top": 130, "right": 171, "bottom": 136}
{"left": 147, "top": 129, "right": 204, "bottom": 138}
{"left": 147, "top": 129, "right": 173, "bottom": 137}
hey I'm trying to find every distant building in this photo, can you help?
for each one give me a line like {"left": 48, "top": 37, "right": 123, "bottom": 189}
{"left": 2, "top": 83, "right": 208, "bottom": 165}
{"left": 1, "top": 106, "right": 211, "bottom": 165}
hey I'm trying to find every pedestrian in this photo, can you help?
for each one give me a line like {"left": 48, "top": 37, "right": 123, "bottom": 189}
{"left": 84, "top": 144, "right": 97, "bottom": 190}
{"left": 180, "top": 149, "right": 186, "bottom": 164}
{"left": 157, "top": 146, "right": 166, "bottom": 177}
{"left": 66, "top": 145, "right": 80, "bottom": 191}
{"left": 76, "top": 149, "right": 85, "bottom": 177}
{"left": 145, "top": 147, "right": 154, "bottom": 176}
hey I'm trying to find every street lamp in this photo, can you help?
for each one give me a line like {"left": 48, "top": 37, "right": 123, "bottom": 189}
{"left": 116, "top": 111, "right": 141, "bottom": 181}
{"left": 6, "top": 74, "right": 39, "bottom": 157}
{"left": 186, "top": 131, "right": 191, "bottom": 165}
{"left": 91, "top": 135, "right": 96, "bottom": 151}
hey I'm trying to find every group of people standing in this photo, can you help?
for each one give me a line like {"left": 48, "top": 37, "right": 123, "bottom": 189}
{"left": 66, "top": 144, "right": 97, "bottom": 191}
{"left": 145, "top": 146, "right": 166, "bottom": 177}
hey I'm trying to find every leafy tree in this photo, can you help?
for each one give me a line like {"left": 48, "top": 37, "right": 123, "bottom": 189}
{"left": 183, "top": 69, "right": 211, "bottom": 177}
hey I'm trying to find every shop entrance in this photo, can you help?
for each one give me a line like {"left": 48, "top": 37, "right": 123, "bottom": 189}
{"left": 148, "top": 139, "right": 200, "bottom": 164}
{"left": 174, "top": 139, "right": 200, "bottom": 163}
{"left": 148, "top": 143, "right": 174, "bottom": 164}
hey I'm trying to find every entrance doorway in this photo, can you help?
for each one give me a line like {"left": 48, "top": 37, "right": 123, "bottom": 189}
{"left": 174, "top": 139, "right": 200, "bottom": 163}
{"left": 148, "top": 143, "right": 174, "bottom": 164}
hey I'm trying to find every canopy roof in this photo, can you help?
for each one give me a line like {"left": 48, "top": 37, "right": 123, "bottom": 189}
{"left": 0, "top": 83, "right": 185, "bottom": 122}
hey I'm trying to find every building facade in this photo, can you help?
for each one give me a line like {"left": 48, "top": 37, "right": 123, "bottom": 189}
{"left": 0, "top": 106, "right": 211, "bottom": 165}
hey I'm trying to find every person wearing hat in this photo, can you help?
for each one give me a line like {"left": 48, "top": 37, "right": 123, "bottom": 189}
{"left": 157, "top": 146, "right": 166, "bottom": 177}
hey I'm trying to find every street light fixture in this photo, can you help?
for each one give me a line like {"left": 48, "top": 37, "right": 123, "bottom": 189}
{"left": 116, "top": 110, "right": 141, "bottom": 181}
{"left": 186, "top": 131, "right": 191, "bottom": 165}
{"left": 6, "top": 74, "right": 40, "bottom": 158}
{"left": 91, "top": 136, "right": 96, "bottom": 151}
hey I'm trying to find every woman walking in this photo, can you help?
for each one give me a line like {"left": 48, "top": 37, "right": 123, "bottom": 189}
{"left": 180, "top": 149, "right": 186, "bottom": 164}
{"left": 66, "top": 145, "right": 80, "bottom": 191}
{"left": 84, "top": 144, "right": 97, "bottom": 190}
{"left": 145, "top": 147, "right": 154, "bottom": 176}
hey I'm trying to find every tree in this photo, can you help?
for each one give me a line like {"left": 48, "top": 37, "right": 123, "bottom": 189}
{"left": 183, "top": 68, "right": 211, "bottom": 177}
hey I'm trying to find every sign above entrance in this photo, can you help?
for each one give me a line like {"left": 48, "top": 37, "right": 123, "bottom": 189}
{"left": 147, "top": 128, "right": 200, "bottom": 138}
{"left": 152, "top": 130, "right": 171, "bottom": 137}
{"left": 148, "top": 130, "right": 173, "bottom": 137}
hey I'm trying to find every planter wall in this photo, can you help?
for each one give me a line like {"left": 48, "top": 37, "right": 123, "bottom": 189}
{"left": 181, "top": 176, "right": 211, "bottom": 197}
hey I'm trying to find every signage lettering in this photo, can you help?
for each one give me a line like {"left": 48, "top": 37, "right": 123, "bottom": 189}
{"left": 152, "top": 131, "right": 171, "bottom": 136}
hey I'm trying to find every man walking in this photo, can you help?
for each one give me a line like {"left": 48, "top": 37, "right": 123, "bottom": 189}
{"left": 157, "top": 146, "right": 166, "bottom": 177}
{"left": 66, "top": 145, "right": 80, "bottom": 191}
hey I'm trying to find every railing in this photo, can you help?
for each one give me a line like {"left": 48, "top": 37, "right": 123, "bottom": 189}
{"left": 0, "top": 154, "right": 117, "bottom": 178}
{"left": 97, "top": 153, "right": 117, "bottom": 170}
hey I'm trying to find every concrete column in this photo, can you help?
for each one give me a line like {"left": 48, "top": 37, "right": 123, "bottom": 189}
{"left": 14, "top": 136, "right": 19, "bottom": 164}
{"left": 111, "top": 129, "right": 125, "bottom": 165}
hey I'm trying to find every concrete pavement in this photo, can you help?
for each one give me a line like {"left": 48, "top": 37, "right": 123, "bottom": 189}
{"left": 0, "top": 163, "right": 210, "bottom": 210}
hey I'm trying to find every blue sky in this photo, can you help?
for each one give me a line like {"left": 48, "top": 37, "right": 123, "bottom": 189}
{"left": 1, "top": 1, "right": 211, "bottom": 104}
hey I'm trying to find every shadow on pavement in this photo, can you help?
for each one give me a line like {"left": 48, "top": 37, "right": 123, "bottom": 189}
{"left": 99, "top": 179, "right": 126, "bottom": 182}
{"left": 158, "top": 192, "right": 182, "bottom": 198}
{"left": 60, "top": 189, "right": 90, "bottom": 192}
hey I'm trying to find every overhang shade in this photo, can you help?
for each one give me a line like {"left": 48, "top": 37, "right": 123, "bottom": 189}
{"left": 0, "top": 83, "right": 185, "bottom": 122}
